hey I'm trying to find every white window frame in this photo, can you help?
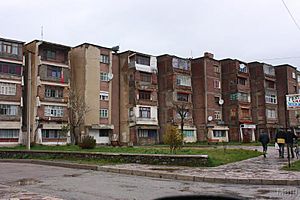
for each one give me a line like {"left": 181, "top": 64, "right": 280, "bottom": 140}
{"left": 100, "top": 109, "right": 109, "bottom": 118}
{"left": 100, "top": 91, "right": 109, "bottom": 101}
{"left": 0, "top": 129, "right": 19, "bottom": 138}
{"left": 44, "top": 106, "right": 64, "bottom": 117}
{"left": 176, "top": 75, "right": 191, "bottom": 86}
{"left": 0, "top": 82, "right": 16, "bottom": 95}
{"left": 214, "top": 111, "right": 221, "bottom": 120}
{"left": 0, "top": 104, "right": 18, "bottom": 116}
{"left": 100, "top": 54, "right": 110, "bottom": 64}
{"left": 266, "top": 109, "right": 277, "bottom": 119}
{"left": 100, "top": 72, "right": 109, "bottom": 81}
{"left": 265, "top": 92, "right": 277, "bottom": 104}
{"left": 213, "top": 79, "right": 221, "bottom": 89}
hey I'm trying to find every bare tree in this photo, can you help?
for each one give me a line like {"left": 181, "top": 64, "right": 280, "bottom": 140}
{"left": 69, "top": 89, "right": 89, "bottom": 145}
{"left": 174, "top": 102, "right": 190, "bottom": 137}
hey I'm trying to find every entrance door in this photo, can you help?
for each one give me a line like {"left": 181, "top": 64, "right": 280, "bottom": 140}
{"left": 242, "top": 129, "right": 251, "bottom": 143}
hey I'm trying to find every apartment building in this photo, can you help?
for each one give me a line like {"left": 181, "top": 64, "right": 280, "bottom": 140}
{"left": 249, "top": 62, "right": 279, "bottom": 140}
{"left": 191, "top": 53, "right": 228, "bottom": 142}
{"left": 118, "top": 51, "right": 159, "bottom": 145}
{"left": 70, "top": 43, "right": 118, "bottom": 144}
{"left": 275, "top": 64, "right": 299, "bottom": 133}
{"left": 221, "top": 59, "right": 255, "bottom": 142}
{"left": 157, "top": 55, "right": 196, "bottom": 143}
{"left": 0, "top": 38, "right": 24, "bottom": 145}
{"left": 24, "top": 40, "right": 71, "bottom": 145}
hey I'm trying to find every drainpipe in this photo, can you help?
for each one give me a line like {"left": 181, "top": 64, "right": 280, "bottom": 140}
{"left": 204, "top": 59, "right": 208, "bottom": 139}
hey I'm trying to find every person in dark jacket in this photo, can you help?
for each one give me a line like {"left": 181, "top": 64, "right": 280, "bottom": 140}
{"left": 286, "top": 129, "right": 297, "bottom": 158}
{"left": 258, "top": 130, "right": 270, "bottom": 157}
{"left": 275, "top": 129, "right": 286, "bottom": 158}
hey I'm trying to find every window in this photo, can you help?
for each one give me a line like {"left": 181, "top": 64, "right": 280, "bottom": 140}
{"left": 292, "top": 72, "right": 296, "bottom": 79}
{"left": 0, "top": 82, "right": 16, "bottom": 95}
{"left": 138, "top": 129, "right": 149, "bottom": 138}
{"left": 44, "top": 106, "right": 64, "bottom": 117}
{"left": 230, "top": 108, "right": 236, "bottom": 120}
{"left": 297, "top": 75, "right": 300, "bottom": 83}
{"left": 46, "top": 50, "right": 56, "bottom": 60}
{"left": 12, "top": 44, "right": 18, "bottom": 55}
{"left": 100, "top": 92, "right": 109, "bottom": 101}
{"left": 139, "top": 90, "right": 151, "bottom": 100}
{"left": 100, "top": 109, "right": 109, "bottom": 118}
{"left": 129, "top": 108, "right": 134, "bottom": 117}
{"left": 214, "top": 65, "right": 220, "bottom": 73}
{"left": 239, "top": 64, "right": 247, "bottom": 73}
{"left": 140, "top": 72, "right": 151, "bottom": 82}
{"left": 183, "top": 130, "right": 194, "bottom": 137}
{"left": 214, "top": 96, "right": 220, "bottom": 104}
{"left": 230, "top": 93, "right": 250, "bottom": 102}
{"left": 265, "top": 92, "right": 277, "bottom": 104}
{"left": 266, "top": 109, "right": 277, "bottom": 119}
{"left": 2, "top": 43, "right": 12, "bottom": 54}
{"left": 172, "top": 58, "right": 189, "bottom": 70}
{"left": 213, "top": 79, "right": 220, "bottom": 89}
{"left": 177, "top": 93, "right": 189, "bottom": 102}
{"left": 238, "top": 78, "right": 247, "bottom": 85}
{"left": 294, "top": 86, "right": 297, "bottom": 93}
{"left": 139, "top": 107, "right": 151, "bottom": 118}
{"left": 263, "top": 64, "right": 275, "bottom": 76}
{"left": 47, "top": 66, "right": 61, "bottom": 78}
{"left": 0, "top": 105, "right": 18, "bottom": 116}
{"left": 100, "top": 54, "right": 110, "bottom": 64}
{"left": 230, "top": 93, "right": 238, "bottom": 101}
{"left": 136, "top": 55, "right": 150, "bottom": 66}
{"left": 265, "top": 80, "right": 275, "bottom": 89}
{"left": 213, "top": 130, "right": 226, "bottom": 137}
{"left": 214, "top": 111, "right": 221, "bottom": 120}
{"left": 99, "top": 130, "right": 109, "bottom": 137}
{"left": 0, "top": 129, "right": 19, "bottom": 138}
{"left": 0, "top": 62, "right": 22, "bottom": 76}
{"left": 100, "top": 72, "right": 109, "bottom": 81}
{"left": 241, "top": 108, "right": 250, "bottom": 118}
{"left": 45, "top": 86, "right": 63, "bottom": 98}
{"left": 42, "top": 129, "right": 61, "bottom": 138}
{"left": 176, "top": 75, "right": 191, "bottom": 86}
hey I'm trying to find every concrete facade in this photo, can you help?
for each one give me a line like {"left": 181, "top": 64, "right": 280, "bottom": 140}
{"left": 191, "top": 53, "right": 228, "bottom": 142}
{"left": 70, "top": 43, "right": 117, "bottom": 144}
{"left": 249, "top": 62, "right": 279, "bottom": 140}
{"left": 0, "top": 38, "right": 24, "bottom": 145}
{"left": 24, "top": 40, "right": 71, "bottom": 145}
{"left": 221, "top": 59, "right": 255, "bottom": 142}
{"left": 119, "top": 51, "right": 159, "bottom": 145}
{"left": 157, "top": 55, "right": 196, "bottom": 143}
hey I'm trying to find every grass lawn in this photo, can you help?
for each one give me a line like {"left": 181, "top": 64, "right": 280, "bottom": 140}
{"left": 282, "top": 160, "right": 300, "bottom": 171}
{"left": 0, "top": 145, "right": 262, "bottom": 167}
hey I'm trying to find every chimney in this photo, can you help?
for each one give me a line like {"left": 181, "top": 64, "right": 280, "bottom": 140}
{"left": 204, "top": 52, "right": 214, "bottom": 59}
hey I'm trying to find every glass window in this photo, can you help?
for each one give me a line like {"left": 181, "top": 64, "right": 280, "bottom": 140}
{"left": 100, "top": 109, "right": 109, "bottom": 118}
{"left": 136, "top": 55, "right": 150, "bottom": 65}
{"left": 47, "top": 66, "right": 61, "bottom": 78}
{"left": 177, "top": 93, "right": 189, "bottom": 102}
{"left": 139, "top": 90, "right": 151, "bottom": 100}
{"left": 172, "top": 58, "right": 189, "bottom": 70}
{"left": 45, "top": 86, "right": 63, "bottom": 98}
{"left": 214, "top": 111, "right": 221, "bottom": 120}
{"left": 0, "top": 82, "right": 16, "bottom": 95}
{"left": 0, "top": 62, "right": 22, "bottom": 76}
{"left": 265, "top": 80, "right": 275, "bottom": 89}
{"left": 0, "top": 129, "right": 19, "bottom": 138}
{"left": 183, "top": 130, "right": 194, "bottom": 137}
{"left": 176, "top": 75, "right": 191, "bottom": 86}
{"left": 292, "top": 72, "right": 296, "bottom": 79}
{"left": 238, "top": 78, "right": 247, "bottom": 85}
{"left": 100, "top": 72, "right": 109, "bottom": 81}
{"left": 263, "top": 64, "right": 275, "bottom": 76}
{"left": 241, "top": 108, "right": 250, "bottom": 118}
{"left": 213, "top": 130, "right": 226, "bottom": 137}
{"left": 12, "top": 44, "right": 18, "bottom": 55}
{"left": 138, "top": 129, "right": 149, "bottom": 138}
{"left": 99, "top": 129, "right": 109, "bottom": 137}
{"left": 139, "top": 107, "right": 151, "bottom": 118}
{"left": 0, "top": 104, "right": 18, "bottom": 116}
{"left": 100, "top": 54, "right": 110, "bottom": 64}
{"left": 265, "top": 92, "right": 277, "bottom": 104}
{"left": 42, "top": 129, "right": 62, "bottom": 138}
{"left": 100, "top": 92, "right": 109, "bottom": 101}
{"left": 214, "top": 79, "right": 220, "bottom": 89}
{"left": 46, "top": 50, "right": 56, "bottom": 60}
{"left": 44, "top": 106, "right": 64, "bottom": 117}
{"left": 214, "top": 65, "right": 220, "bottom": 73}
{"left": 266, "top": 109, "right": 277, "bottom": 119}
{"left": 140, "top": 72, "right": 151, "bottom": 82}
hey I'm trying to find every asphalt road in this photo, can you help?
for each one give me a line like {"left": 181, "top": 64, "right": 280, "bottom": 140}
{"left": 0, "top": 163, "right": 299, "bottom": 200}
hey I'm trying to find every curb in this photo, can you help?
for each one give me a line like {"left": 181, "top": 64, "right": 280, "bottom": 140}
{"left": 1, "top": 159, "right": 299, "bottom": 186}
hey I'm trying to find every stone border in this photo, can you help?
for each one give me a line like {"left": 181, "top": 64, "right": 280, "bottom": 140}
{"left": 1, "top": 159, "right": 299, "bottom": 186}
{"left": 0, "top": 150, "right": 208, "bottom": 166}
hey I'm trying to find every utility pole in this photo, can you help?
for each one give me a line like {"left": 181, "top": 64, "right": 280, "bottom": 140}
{"left": 26, "top": 52, "right": 31, "bottom": 150}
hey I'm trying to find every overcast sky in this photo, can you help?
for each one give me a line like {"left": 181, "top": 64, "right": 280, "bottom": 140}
{"left": 1, "top": 0, "right": 300, "bottom": 67}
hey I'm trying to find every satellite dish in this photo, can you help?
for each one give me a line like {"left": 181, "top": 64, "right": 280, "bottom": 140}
{"left": 208, "top": 116, "right": 213, "bottom": 121}
{"left": 219, "top": 99, "right": 224, "bottom": 105}
{"left": 108, "top": 73, "right": 114, "bottom": 80}
{"left": 240, "top": 64, "right": 246, "bottom": 69}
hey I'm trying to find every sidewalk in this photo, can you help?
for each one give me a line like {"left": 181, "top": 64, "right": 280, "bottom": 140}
{"left": 98, "top": 146, "right": 300, "bottom": 185}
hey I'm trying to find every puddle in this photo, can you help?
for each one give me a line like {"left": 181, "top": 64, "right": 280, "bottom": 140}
{"left": 11, "top": 178, "right": 41, "bottom": 186}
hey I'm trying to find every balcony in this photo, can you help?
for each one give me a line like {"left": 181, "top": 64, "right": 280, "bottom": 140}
{"left": 129, "top": 116, "right": 158, "bottom": 125}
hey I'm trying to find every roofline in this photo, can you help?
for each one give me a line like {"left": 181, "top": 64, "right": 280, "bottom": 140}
{"left": 73, "top": 42, "right": 112, "bottom": 51}
{"left": 0, "top": 37, "right": 25, "bottom": 44}
{"left": 275, "top": 64, "right": 297, "bottom": 70}
{"left": 25, "top": 39, "right": 71, "bottom": 49}
{"left": 157, "top": 54, "right": 191, "bottom": 60}
{"left": 118, "top": 50, "right": 154, "bottom": 57}
{"left": 220, "top": 58, "right": 248, "bottom": 64}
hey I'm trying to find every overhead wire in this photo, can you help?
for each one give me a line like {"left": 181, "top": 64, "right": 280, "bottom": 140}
{"left": 281, "top": 0, "right": 300, "bottom": 32}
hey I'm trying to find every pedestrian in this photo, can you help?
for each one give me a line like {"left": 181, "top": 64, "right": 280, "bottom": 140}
{"left": 286, "top": 129, "right": 297, "bottom": 159}
{"left": 275, "top": 129, "right": 286, "bottom": 158}
{"left": 258, "top": 130, "right": 270, "bottom": 157}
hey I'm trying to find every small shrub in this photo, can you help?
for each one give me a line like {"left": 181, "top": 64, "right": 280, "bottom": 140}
{"left": 79, "top": 136, "right": 96, "bottom": 149}
{"left": 163, "top": 124, "right": 183, "bottom": 154}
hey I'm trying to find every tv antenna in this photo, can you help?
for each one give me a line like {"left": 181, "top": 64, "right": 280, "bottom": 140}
{"left": 41, "top": 26, "right": 44, "bottom": 41}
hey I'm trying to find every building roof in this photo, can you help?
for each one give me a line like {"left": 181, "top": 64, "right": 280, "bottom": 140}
{"left": 25, "top": 40, "right": 71, "bottom": 49}
{"left": 0, "top": 37, "right": 25, "bottom": 44}
{"left": 275, "top": 64, "right": 297, "bottom": 70}
{"left": 73, "top": 42, "right": 112, "bottom": 51}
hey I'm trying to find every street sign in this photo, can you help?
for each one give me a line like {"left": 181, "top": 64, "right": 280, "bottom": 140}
{"left": 286, "top": 94, "right": 300, "bottom": 110}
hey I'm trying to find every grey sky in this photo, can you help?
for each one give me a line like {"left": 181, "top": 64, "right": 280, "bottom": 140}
{"left": 1, "top": 0, "right": 300, "bottom": 67}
